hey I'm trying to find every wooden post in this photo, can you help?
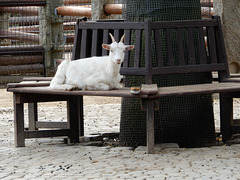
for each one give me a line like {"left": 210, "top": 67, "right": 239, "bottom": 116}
{"left": 39, "top": 0, "right": 64, "bottom": 76}
{"left": 0, "top": 11, "right": 10, "bottom": 46}
{"left": 13, "top": 93, "right": 25, "bottom": 147}
{"left": 214, "top": 0, "right": 240, "bottom": 73}
{"left": 67, "top": 96, "right": 80, "bottom": 144}
{"left": 28, "top": 103, "right": 38, "bottom": 130}
{"left": 91, "top": 0, "right": 116, "bottom": 20}
{"left": 220, "top": 93, "right": 233, "bottom": 142}
{"left": 146, "top": 99, "right": 155, "bottom": 154}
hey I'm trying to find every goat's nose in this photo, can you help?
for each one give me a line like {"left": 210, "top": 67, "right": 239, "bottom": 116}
{"left": 116, "top": 59, "right": 121, "bottom": 64}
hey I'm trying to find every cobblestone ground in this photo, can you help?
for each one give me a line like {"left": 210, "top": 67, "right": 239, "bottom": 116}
{"left": 1, "top": 89, "right": 240, "bottom": 179}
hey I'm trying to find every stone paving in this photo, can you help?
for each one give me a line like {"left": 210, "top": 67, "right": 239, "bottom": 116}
{"left": 1, "top": 91, "right": 240, "bottom": 179}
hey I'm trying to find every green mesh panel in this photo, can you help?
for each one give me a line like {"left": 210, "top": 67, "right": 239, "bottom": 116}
{"left": 120, "top": 0, "right": 215, "bottom": 148}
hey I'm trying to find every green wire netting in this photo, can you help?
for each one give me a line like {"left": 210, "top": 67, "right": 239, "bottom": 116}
{"left": 120, "top": 0, "right": 215, "bottom": 148}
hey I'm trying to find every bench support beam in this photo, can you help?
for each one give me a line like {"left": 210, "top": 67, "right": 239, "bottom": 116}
{"left": 146, "top": 99, "right": 155, "bottom": 154}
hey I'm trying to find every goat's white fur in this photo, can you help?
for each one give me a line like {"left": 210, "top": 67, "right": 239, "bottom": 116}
{"left": 49, "top": 33, "right": 134, "bottom": 91}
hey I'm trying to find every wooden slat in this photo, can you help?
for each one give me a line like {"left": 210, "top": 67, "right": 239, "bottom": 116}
{"left": 198, "top": 26, "right": 207, "bottom": 64}
{"left": 113, "top": 29, "right": 120, "bottom": 42}
{"left": 176, "top": 28, "right": 185, "bottom": 66}
{"left": 7, "top": 87, "right": 149, "bottom": 99}
{"left": 72, "top": 22, "right": 81, "bottom": 60}
{"left": 7, "top": 82, "right": 50, "bottom": 88}
{"left": 151, "top": 19, "right": 217, "bottom": 29}
{"left": 80, "top": 29, "right": 87, "bottom": 58}
{"left": 187, "top": 28, "right": 196, "bottom": 65}
{"left": 36, "top": 121, "right": 68, "bottom": 129}
{"left": 165, "top": 29, "right": 174, "bottom": 66}
{"left": 207, "top": 26, "right": 218, "bottom": 63}
{"left": 91, "top": 29, "right": 99, "bottom": 57}
{"left": 79, "top": 22, "right": 145, "bottom": 30}
{"left": 123, "top": 29, "right": 131, "bottom": 68}
{"left": 150, "top": 82, "right": 240, "bottom": 98}
{"left": 11, "top": 93, "right": 73, "bottom": 104}
{"left": 145, "top": 20, "right": 153, "bottom": 84}
{"left": 102, "top": 29, "right": 109, "bottom": 56}
{"left": 25, "top": 129, "right": 69, "bottom": 138}
{"left": 151, "top": 63, "right": 226, "bottom": 75}
{"left": 120, "top": 67, "right": 146, "bottom": 76}
{"left": 134, "top": 30, "right": 142, "bottom": 68}
{"left": 154, "top": 29, "right": 163, "bottom": 67}
{"left": 213, "top": 16, "right": 229, "bottom": 81}
{"left": 22, "top": 77, "right": 52, "bottom": 81}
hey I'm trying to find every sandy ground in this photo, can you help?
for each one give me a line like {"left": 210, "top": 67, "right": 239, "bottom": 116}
{"left": 1, "top": 88, "right": 240, "bottom": 179}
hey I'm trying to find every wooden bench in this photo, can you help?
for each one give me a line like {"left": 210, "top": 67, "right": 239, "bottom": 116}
{"left": 7, "top": 16, "right": 240, "bottom": 153}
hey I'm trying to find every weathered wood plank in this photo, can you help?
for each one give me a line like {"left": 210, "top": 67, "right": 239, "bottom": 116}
{"left": 198, "top": 26, "right": 207, "bottom": 64}
{"left": 7, "top": 87, "right": 149, "bottom": 99}
{"left": 80, "top": 29, "right": 88, "bottom": 58}
{"left": 141, "top": 84, "right": 158, "bottom": 95}
{"left": 25, "top": 129, "right": 69, "bottom": 138}
{"left": 165, "top": 29, "right": 174, "bottom": 66}
{"left": 150, "top": 82, "right": 240, "bottom": 98}
{"left": 123, "top": 29, "right": 131, "bottom": 68}
{"left": 207, "top": 26, "right": 217, "bottom": 64}
{"left": 36, "top": 121, "right": 67, "bottom": 129}
{"left": 187, "top": 28, "right": 196, "bottom": 65}
{"left": 154, "top": 29, "right": 163, "bottom": 67}
{"left": 146, "top": 99, "right": 155, "bottom": 154}
{"left": 28, "top": 102, "right": 38, "bottom": 130}
{"left": 67, "top": 96, "right": 80, "bottom": 143}
{"left": 102, "top": 29, "right": 109, "bottom": 56}
{"left": 14, "top": 93, "right": 25, "bottom": 147}
{"left": 176, "top": 28, "right": 185, "bottom": 66}
{"left": 134, "top": 30, "right": 142, "bottom": 68}
{"left": 91, "top": 29, "right": 99, "bottom": 57}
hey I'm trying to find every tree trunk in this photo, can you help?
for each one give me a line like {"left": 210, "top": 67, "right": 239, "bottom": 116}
{"left": 120, "top": 0, "right": 215, "bottom": 148}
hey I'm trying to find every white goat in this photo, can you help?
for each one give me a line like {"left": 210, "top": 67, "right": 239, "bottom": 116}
{"left": 49, "top": 33, "right": 134, "bottom": 91}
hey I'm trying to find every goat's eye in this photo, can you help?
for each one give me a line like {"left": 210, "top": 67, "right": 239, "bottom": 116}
{"left": 123, "top": 50, "right": 126, "bottom": 53}
{"left": 110, "top": 50, "right": 113, "bottom": 52}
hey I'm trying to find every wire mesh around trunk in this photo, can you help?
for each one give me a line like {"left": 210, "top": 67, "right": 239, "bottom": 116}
{"left": 120, "top": 0, "right": 216, "bottom": 148}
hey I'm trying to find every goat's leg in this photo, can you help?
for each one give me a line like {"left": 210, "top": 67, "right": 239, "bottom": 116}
{"left": 86, "top": 83, "right": 110, "bottom": 91}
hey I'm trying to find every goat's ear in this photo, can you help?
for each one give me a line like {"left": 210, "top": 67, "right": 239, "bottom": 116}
{"left": 125, "top": 45, "right": 135, "bottom": 51}
{"left": 102, "top": 44, "right": 111, "bottom": 50}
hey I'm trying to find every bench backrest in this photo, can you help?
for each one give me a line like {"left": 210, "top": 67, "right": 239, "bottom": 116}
{"left": 72, "top": 16, "right": 229, "bottom": 84}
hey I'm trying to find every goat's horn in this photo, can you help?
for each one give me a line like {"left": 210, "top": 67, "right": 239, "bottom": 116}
{"left": 109, "top": 33, "right": 116, "bottom": 42}
{"left": 120, "top": 34, "right": 125, "bottom": 43}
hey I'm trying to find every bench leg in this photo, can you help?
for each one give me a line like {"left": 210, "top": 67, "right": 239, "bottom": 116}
{"left": 78, "top": 96, "right": 84, "bottom": 136}
{"left": 220, "top": 93, "right": 233, "bottom": 141}
{"left": 13, "top": 93, "right": 25, "bottom": 147}
{"left": 67, "top": 96, "right": 80, "bottom": 144}
{"left": 146, "top": 99, "right": 155, "bottom": 154}
{"left": 28, "top": 102, "right": 38, "bottom": 130}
